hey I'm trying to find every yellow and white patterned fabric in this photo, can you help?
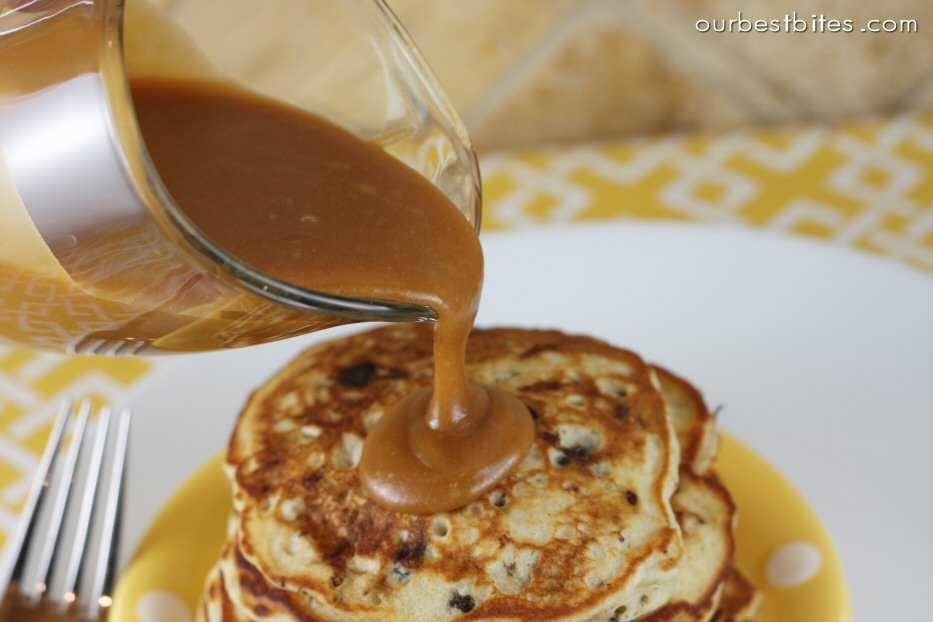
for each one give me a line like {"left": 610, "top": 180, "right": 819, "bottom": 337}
{"left": 1, "top": 113, "right": 932, "bottom": 557}
{"left": 481, "top": 114, "right": 933, "bottom": 272}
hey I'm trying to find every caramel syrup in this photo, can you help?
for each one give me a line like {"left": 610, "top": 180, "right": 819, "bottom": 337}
{"left": 131, "top": 78, "right": 534, "bottom": 513}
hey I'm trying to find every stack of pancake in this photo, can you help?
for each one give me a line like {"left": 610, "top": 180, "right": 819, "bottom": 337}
{"left": 199, "top": 326, "right": 762, "bottom": 622}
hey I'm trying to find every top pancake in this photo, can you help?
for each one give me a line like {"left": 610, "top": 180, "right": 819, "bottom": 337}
{"left": 226, "top": 325, "right": 683, "bottom": 621}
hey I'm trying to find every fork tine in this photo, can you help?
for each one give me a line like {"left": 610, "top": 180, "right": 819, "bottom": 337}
{"left": 45, "top": 406, "right": 114, "bottom": 612}
{"left": 0, "top": 399, "right": 73, "bottom": 601}
{"left": 17, "top": 400, "right": 92, "bottom": 606}
{"left": 76, "top": 407, "right": 131, "bottom": 620}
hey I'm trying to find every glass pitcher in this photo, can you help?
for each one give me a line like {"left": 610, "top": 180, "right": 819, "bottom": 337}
{"left": 0, "top": 0, "right": 480, "bottom": 354}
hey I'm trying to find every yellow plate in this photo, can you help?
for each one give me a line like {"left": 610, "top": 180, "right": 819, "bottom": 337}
{"left": 112, "top": 434, "right": 852, "bottom": 622}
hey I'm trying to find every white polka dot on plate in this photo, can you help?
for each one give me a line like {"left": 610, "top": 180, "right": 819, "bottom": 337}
{"left": 766, "top": 540, "right": 823, "bottom": 588}
{"left": 137, "top": 591, "right": 192, "bottom": 622}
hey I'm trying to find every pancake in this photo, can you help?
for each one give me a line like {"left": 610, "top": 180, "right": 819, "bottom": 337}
{"left": 206, "top": 365, "right": 740, "bottom": 622}
{"left": 710, "top": 570, "right": 763, "bottom": 622}
{"left": 200, "top": 560, "right": 239, "bottom": 622}
{"left": 202, "top": 485, "right": 741, "bottom": 622}
{"left": 199, "top": 325, "right": 761, "bottom": 622}
{"left": 626, "top": 370, "right": 732, "bottom": 622}
{"left": 212, "top": 474, "right": 735, "bottom": 622}
{"left": 653, "top": 368, "right": 718, "bottom": 476}
{"left": 649, "top": 370, "right": 760, "bottom": 622}
{"left": 635, "top": 471, "right": 734, "bottom": 622}
{"left": 222, "top": 325, "right": 684, "bottom": 621}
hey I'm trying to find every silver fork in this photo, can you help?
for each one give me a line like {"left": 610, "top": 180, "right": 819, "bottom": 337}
{"left": 0, "top": 400, "right": 131, "bottom": 620}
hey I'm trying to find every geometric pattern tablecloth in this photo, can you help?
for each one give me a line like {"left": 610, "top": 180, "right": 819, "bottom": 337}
{"left": 482, "top": 114, "right": 933, "bottom": 273}
{"left": 1, "top": 113, "right": 932, "bottom": 552}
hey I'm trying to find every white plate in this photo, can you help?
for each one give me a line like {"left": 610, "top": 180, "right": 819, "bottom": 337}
{"left": 122, "top": 222, "right": 933, "bottom": 621}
